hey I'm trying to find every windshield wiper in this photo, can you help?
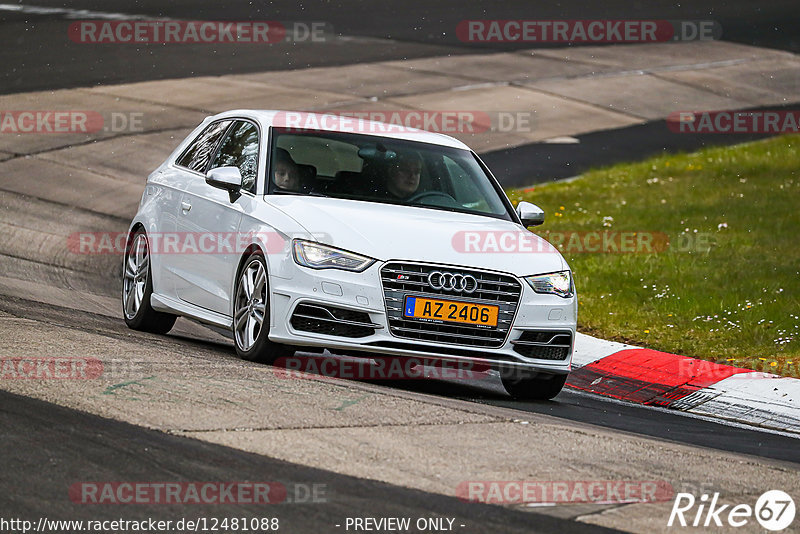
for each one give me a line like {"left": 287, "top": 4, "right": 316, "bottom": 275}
{"left": 407, "top": 202, "right": 509, "bottom": 221}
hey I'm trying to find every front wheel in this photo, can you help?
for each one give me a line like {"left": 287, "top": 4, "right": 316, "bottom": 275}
{"left": 501, "top": 372, "right": 567, "bottom": 400}
{"left": 122, "top": 228, "right": 177, "bottom": 334}
{"left": 233, "top": 254, "right": 296, "bottom": 363}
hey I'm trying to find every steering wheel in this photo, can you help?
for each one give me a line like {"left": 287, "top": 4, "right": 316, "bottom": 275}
{"left": 406, "top": 191, "right": 456, "bottom": 204}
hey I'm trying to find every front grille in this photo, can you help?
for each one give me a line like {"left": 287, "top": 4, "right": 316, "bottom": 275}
{"left": 381, "top": 262, "right": 522, "bottom": 348}
{"left": 511, "top": 330, "right": 572, "bottom": 360}
{"left": 290, "top": 303, "right": 377, "bottom": 338}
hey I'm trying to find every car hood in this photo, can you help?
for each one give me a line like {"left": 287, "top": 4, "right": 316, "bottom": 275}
{"left": 265, "top": 196, "right": 567, "bottom": 277}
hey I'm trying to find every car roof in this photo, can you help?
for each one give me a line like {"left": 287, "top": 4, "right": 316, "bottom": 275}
{"left": 206, "top": 109, "right": 473, "bottom": 150}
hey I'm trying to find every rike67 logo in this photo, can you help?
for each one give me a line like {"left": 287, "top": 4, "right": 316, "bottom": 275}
{"left": 668, "top": 490, "right": 795, "bottom": 531}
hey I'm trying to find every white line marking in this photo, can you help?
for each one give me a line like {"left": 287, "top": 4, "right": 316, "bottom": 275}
{"left": 566, "top": 387, "right": 800, "bottom": 440}
{"left": 452, "top": 81, "right": 510, "bottom": 92}
{"left": 542, "top": 136, "right": 580, "bottom": 144}
{"left": 0, "top": 3, "right": 159, "bottom": 20}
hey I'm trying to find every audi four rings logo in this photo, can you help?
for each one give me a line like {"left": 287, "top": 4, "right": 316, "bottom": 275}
{"left": 427, "top": 271, "right": 478, "bottom": 293}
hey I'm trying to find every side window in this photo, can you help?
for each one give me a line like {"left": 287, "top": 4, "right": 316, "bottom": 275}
{"left": 176, "top": 120, "right": 232, "bottom": 173}
{"left": 210, "top": 121, "right": 260, "bottom": 194}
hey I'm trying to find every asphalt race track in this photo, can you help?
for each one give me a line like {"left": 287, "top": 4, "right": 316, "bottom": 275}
{"left": 2, "top": 0, "right": 798, "bottom": 93}
{"left": 1, "top": 2, "right": 799, "bottom": 533}
{"left": 481, "top": 104, "right": 800, "bottom": 186}
{"left": 0, "top": 389, "right": 620, "bottom": 534}
{"left": 1, "top": 279, "right": 798, "bottom": 530}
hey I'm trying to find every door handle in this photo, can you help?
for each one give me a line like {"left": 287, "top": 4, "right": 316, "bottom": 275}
{"left": 181, "top": 201, "right": 192, "bottom": 212}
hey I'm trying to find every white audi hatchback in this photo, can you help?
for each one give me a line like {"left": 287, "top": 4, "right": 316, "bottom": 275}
{"left": 123, "top": 110, "right": 577, "bottom": 399}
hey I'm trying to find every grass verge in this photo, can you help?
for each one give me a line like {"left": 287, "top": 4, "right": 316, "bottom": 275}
{"left": 510, "top": 135, "right": 800, "bottom": 376}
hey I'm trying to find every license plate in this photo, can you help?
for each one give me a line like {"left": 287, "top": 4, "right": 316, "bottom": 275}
{"left": 403, "top": 296, "right": 499, "bottom": 327}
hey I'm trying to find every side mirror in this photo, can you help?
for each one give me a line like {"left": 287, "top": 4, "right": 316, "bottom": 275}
{"left": 516, "top": 201, "right": 545, "bottom": 227}
{"left": 206, "top": 166, "right": 242, "bottom": 202}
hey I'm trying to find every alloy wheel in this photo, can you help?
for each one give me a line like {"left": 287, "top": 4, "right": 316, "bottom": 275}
{"left": 234, "top": 259, "right": 267, "bottom": 351}
{"left": 123, "top": 233, "right": 149, "bottom": 320}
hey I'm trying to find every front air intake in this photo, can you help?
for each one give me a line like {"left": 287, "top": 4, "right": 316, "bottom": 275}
{"left": 290, "top": 303, "right": 378, "bottom": 338}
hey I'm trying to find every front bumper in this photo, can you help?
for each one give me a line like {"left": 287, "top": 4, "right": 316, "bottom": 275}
{"left": 267, "top": 261, "right": 577, "bottom": 375}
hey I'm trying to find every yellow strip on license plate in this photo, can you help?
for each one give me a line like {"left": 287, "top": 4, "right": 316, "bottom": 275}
{"left": 403, "top": 296, "right": 498, "bottom": 327}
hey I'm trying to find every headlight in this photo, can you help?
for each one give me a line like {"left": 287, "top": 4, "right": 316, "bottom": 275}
{"left": 524, "top": 271, "right": 573, "bottom": 298}
{"left": 292, "top": 240, "right": 375, "bottom": 272}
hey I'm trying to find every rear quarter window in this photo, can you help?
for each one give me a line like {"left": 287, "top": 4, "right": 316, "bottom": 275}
{"left": 176, "top": 120, "right": 232, "bottom": 173}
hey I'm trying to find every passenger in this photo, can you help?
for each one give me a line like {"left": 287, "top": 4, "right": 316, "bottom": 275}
{"left": 383, "top": 153, "right": 422, "bottom": 200}
{"left": 272, "top": 148, "right": 301, "bottom": 191}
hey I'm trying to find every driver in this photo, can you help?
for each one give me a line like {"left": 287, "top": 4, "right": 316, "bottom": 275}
{"left": 383, "top": 153, "right": 422, "bottom": 200}
{"left": 272, "top": 148, "right": 301, "bottom": 191}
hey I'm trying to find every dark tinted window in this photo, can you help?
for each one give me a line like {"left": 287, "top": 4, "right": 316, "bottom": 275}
{"left": 211, "top": 121, "right": 260, "bottom": 194}
{"left": 176, "top": 120, "right": 232, "bottom": 172}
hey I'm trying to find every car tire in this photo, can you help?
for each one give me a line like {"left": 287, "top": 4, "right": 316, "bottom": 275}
{"left": 122, "top": 228, "right": 177, "bottom": 334}
{"left": 233, "top": 253, "right": 296, "bottom": 364}
{"left": 501, "top": 372, "right": 567, "bottom": 400}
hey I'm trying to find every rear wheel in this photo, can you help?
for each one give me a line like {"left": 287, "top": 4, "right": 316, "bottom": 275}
{"left": 122, "top": 229, "right": 177, "bottom": 334}
{"left": 501, "top": 372, "right": 567, "bottom": 400}
{"left": 233, "top": 253, "right": 296, "bottom": 363}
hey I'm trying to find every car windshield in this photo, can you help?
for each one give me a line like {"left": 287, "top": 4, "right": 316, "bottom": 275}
{"left": 267, "top": 128, "right": 514, "bottom": 221}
